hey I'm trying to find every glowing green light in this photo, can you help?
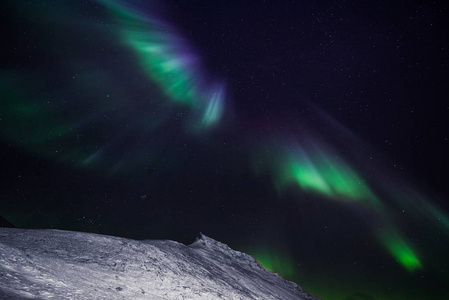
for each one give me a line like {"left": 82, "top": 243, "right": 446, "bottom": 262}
{"left": 272, "top": 150, "right": 379, "bottom": 206}
{"left": 107, "top": 4, "right": 198, "bottom": 106}
{"left": 290, "top": 161, "right": 332, "bottom": 196}
{"left": 249, "top": 248, "right": 298, "bottom": 281}
{"left": 379, "top": 231, "right": 422, "bottom": 271}
{"left": 98, "top": 0, "right": 225, "bottom": 128}
{"left": 201, "top": 89, "right": 224, "bottom": 126}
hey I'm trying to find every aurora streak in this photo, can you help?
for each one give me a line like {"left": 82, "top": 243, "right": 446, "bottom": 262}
{"left": 98, "top": 0, "right": 225, "bottom": 129}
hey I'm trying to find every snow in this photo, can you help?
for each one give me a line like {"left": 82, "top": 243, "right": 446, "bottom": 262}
{"left": 0, "top": 228, "right": 319, "bottom": 299}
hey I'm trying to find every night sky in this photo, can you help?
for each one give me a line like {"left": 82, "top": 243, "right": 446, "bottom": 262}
{"left": 1, "top": 1, "right": 449, "bottom": 299}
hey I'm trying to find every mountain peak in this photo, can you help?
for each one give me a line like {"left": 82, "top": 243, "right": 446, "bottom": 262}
{"left": 192, "top": 232, "right": 231, "bottom": 249}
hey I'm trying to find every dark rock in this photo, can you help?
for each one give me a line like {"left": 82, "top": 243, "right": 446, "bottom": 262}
{"left": 0, "top": 216, "right": 14, "bottom": 228}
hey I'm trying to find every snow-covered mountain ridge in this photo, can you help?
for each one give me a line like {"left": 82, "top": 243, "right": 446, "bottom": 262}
{"left": 0, "top": 228, "right": 319, "bottom": 299}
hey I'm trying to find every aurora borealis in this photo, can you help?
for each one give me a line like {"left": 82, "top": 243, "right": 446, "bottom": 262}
{"left": 98, "top": 0, "right": 226, "bottom": 129}
{"left": 1, "top": 0, "right": 448, "bottom": 299}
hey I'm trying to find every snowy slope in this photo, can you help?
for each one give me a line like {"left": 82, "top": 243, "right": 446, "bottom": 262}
{"left": 0, "top": 228, "right": 319, "bottom": 300}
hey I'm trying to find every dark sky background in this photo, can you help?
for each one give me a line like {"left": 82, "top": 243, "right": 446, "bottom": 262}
{"left": 1, "top": 1, "right": 448, "bottom": 299}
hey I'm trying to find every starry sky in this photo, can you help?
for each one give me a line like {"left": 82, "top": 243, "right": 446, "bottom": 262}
{"left": 1, "top": 1, "right": 449, "bottom": 299}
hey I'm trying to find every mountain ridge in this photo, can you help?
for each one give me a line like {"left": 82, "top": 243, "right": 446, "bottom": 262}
{"left": 0, "top": 228, "right": 319, "bottom": 299}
